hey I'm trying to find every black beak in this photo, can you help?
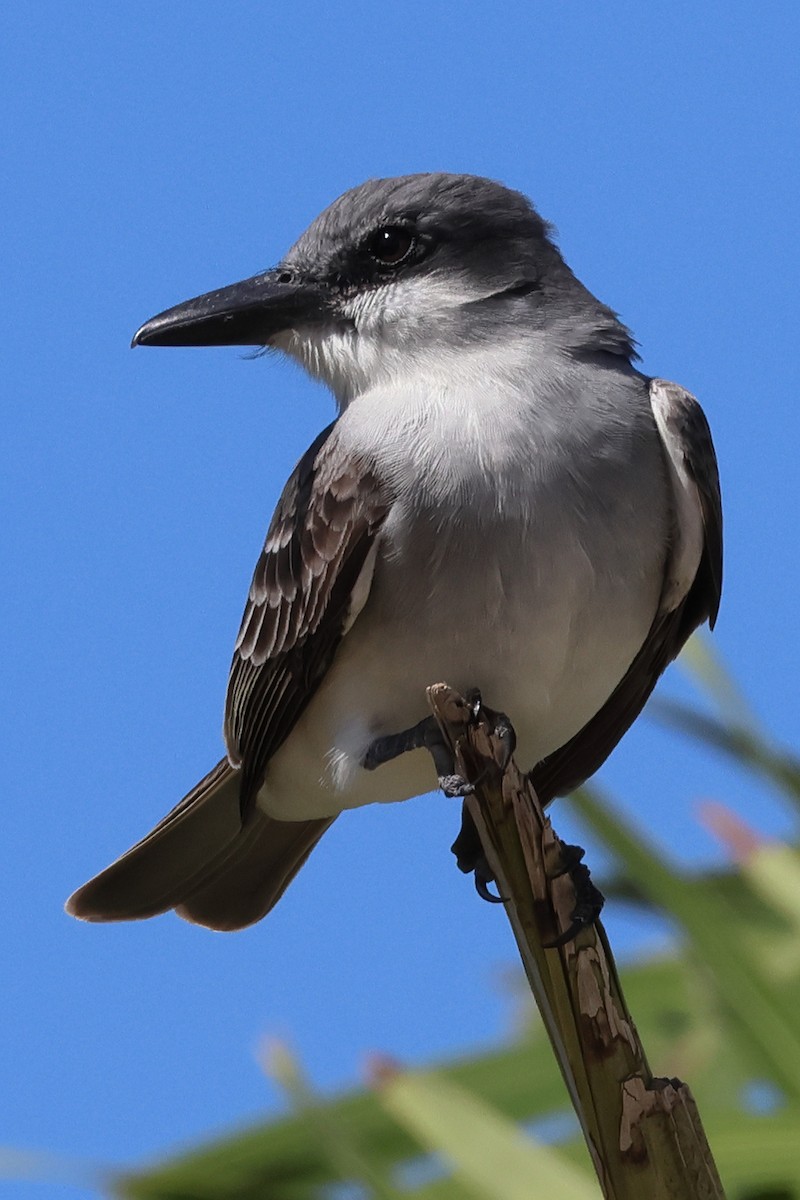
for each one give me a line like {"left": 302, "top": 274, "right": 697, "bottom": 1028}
{"left": 131, "top": 269, "right": 323, "bottom": 348}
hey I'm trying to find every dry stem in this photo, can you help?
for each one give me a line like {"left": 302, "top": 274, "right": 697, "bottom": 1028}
{"left": 427, "top": 683, "right": 726, "bottom": 1200}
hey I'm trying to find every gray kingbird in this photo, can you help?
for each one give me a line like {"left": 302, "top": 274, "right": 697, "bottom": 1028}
{"left": 67, "top": 173, "right": 722, "bottom": 931}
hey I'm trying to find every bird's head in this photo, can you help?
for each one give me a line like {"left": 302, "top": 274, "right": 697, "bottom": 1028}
{"left": 133, "top": 174, "right": 618, "bottom": 403}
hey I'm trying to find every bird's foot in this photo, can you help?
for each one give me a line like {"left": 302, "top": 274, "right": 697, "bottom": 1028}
{"left": 363, "top": 715, "right": 474, "bottom": 795}
{"left": 363, "top": 689, "right": 490, "bottom": 798}
{"left": 444, "top": 693, "right": 516, "bottom": 902}
{"left": 451, "top": 811, "right": 507, "bottom": 903}
{"left": 365, "top": 690, "right": 516, "bottom": 902}
{"left": 544, "top": 842, "right": 605, "bottom": 947}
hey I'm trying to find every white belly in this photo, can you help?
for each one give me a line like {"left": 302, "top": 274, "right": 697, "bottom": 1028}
{"left": 258, "top": 477, "right": 668, "bottom": 820}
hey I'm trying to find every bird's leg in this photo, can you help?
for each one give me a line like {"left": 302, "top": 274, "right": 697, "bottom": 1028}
{"left": 544, "top": 842, "right": 605, "bottom": 947}
{"left": 365, "top": 691, "right": 517, "bottom": 904}
{"left": 363, "top": 713, "right": 475, "bottom": 797}
{"left": 364, "top": 688, "right": 487, "bottom": 796}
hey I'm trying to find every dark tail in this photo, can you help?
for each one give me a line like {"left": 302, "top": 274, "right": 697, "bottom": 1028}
{"left": 66, "top": 759, "right": 334, "bottom": 931}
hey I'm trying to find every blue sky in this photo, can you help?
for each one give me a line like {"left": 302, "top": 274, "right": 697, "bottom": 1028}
{"left": 3, "top": 3, "right": 800, "bottom": 1196}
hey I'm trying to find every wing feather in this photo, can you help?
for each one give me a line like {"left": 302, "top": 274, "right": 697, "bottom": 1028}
{"left": 531, "top": 378, "right": 722, "bottom": 804}
{"left": 224, "top": 422, "right": 391, "bottom": 814}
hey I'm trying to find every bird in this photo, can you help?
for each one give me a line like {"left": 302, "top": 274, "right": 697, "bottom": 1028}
{"left": 66, "top": 173, "right": 722, "bottom": 932}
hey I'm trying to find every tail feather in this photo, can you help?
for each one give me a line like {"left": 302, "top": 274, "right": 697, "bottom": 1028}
{"left": 66, "top": 759, "right": 333, "bottom": 931}
{"left": 176, "top": 811, "right": 335, "bottom": 931}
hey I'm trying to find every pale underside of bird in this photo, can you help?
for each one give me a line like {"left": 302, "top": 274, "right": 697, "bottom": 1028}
{"left": 67, "top": 173, "right": 722, "bottom": 932}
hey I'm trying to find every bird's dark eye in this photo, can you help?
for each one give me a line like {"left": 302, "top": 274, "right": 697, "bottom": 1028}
{"left": 365, "top": 225, "right": 416, "bottom": 266}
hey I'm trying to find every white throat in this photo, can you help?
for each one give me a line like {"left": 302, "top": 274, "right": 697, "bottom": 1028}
{"left": 273, "top": 274, "right": 532, "bottom": 407}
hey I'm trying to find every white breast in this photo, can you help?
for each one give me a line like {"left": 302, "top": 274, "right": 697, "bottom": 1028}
{"left": 259, "top": 353, "right": 672, "bottom": 820}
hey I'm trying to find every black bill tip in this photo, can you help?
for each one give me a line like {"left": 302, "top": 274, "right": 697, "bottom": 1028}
{"left": 131, "top": 269, "right": 323, "bottom": 349}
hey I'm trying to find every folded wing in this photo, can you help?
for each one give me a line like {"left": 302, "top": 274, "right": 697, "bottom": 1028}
{"left": 531, "top": 378, "right": 722, "bottom": 803}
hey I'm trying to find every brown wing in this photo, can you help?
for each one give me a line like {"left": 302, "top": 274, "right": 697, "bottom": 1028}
{"left": 225, "top": 422, "right": 391, "bottom": 815}
{"left": 531, "top": 378, "right": 722, "bottom": 804}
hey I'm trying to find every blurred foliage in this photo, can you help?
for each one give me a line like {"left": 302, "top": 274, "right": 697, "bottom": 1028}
{"left": 11, "top": 638, "right": 800, "bottom": 1198}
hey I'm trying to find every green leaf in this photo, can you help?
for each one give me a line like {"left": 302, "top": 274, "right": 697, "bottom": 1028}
{"left": 703, "top": 1110, "right": 800, "bottom": 1194}
{"left": 653, "top": 699, "right": 800, "bottom": 807}
{"left": 570, "top": 787, "right": 800, "bottom": 1102}
{"left": 744, "top": 843, "right": 800, "bottom": 936}
{"left": 263, "top": 1039, "right": 405, "bottom": 1200}
{"left": 375, "top": 1069, "right": 599, "bottom": 1200}
{"left": 678, "top": 635, "right": 760, "bottom": 730}
{"left": 114, "top": 954, "right": 738, "bottom": 1200}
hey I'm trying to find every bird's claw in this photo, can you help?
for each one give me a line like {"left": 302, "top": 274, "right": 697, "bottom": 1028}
{"left": 547, "top": 841, "right": 586, "bottom": 879}
{"left": 474, "top": 855, "right": 507, "bottom": 904}
{"left": 543, "top": 841, "right": 604, "bottom": 948}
